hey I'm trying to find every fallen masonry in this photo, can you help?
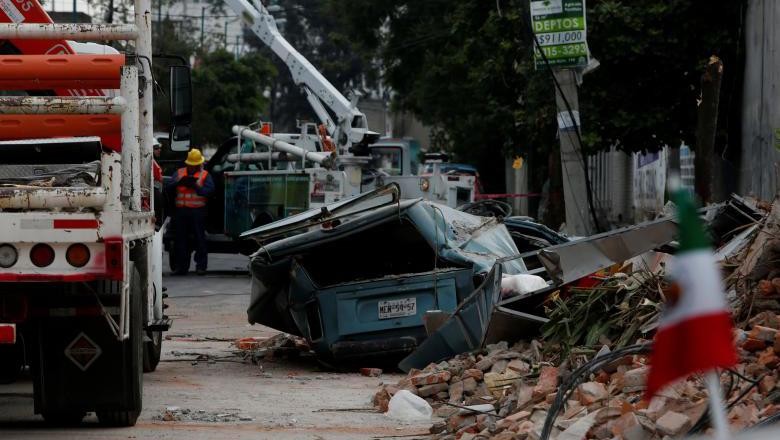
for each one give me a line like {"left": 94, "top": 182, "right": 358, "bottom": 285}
{"left": 373, "top": 196, "right": 780, "bottom": 439}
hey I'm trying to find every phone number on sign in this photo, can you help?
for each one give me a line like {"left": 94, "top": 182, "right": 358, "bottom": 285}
{"left": 537, "top": 43, "right": 587, "bottom": 59}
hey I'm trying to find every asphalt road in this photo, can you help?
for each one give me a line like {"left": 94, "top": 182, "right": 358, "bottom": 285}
{"left": 0, "top": 253, "right": 430, "bottom": 439}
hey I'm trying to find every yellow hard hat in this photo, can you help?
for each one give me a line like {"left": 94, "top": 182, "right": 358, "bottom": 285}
{"left": 185, "top": 148, "right": 205, "bottom": 166}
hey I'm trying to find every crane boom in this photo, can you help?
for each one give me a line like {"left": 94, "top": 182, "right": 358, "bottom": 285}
{"left": 225, "top": 0, "right": 378, "bottom": 154}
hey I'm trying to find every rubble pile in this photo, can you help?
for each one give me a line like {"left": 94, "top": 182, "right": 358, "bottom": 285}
{"left": 373, "top": 199, "right": 780, "bottom": 439}
{"left": 234, "top": 333, "right": 311, "bottom": 362}
{"left": 375, "top": 333, "right": 780, "bottom": 439}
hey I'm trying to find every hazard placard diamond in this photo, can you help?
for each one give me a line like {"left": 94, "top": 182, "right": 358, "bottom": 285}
{"left": 64, "top": 332, "right": 102, "bottom": 372}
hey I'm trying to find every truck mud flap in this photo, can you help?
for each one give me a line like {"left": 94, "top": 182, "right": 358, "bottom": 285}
{"left": 33, "top": 314, "right": 140, "bottom": 416}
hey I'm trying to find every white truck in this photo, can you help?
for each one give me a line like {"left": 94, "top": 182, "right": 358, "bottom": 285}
{"left": 222, "top": 0, "right": 476, "bottom": 207}
{"left": 0, "top": 0, "right": 190, "bottom": 426}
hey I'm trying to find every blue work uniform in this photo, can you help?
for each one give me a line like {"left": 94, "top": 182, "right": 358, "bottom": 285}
{"left": 166, "top": 167, "right": 215, "bottom": 274}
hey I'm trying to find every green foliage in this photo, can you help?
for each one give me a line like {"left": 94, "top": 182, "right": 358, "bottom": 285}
{"left": 329, "top": 0, "right": 745, "bottom": 193}
{"left": 581, "top": 0, "right": 744, "bottom": 153}
{"left": 541, "top": 273, "right": 662, "bottom": 356}
{"left": 244, "top": 0, "right": 373, "bottom": 132}
{"left": 190, "top": 50, "right": 277, "bottom": 146}
{"left": 152, "top": 18, "right": 198, "bottom": 132}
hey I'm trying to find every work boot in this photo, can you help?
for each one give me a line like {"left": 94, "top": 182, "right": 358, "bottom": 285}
{"left": 196, "top": 269, "right": 207, "bottom": 276}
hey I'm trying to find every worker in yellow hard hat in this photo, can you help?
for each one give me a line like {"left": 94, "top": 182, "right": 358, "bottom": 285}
{"left": 166, "top": 148, "right": 214, "bottom": 275}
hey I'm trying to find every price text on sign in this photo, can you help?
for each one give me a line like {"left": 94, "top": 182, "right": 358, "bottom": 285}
{"left": 530, "top": 0, "right": 589, "bottom": 69}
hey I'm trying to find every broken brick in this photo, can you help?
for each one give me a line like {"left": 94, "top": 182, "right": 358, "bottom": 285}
{"left": 447, "top": 414, "right": 476, "bottom": 432}
{"left": 578, "top": 381, "right": 608, "bottom": 405}
{"left": 449, "top": 380, "right": 465, "bottom": 404}
{"left": 418, "top": 382, "right": 449, "bottom": 397}
{"left": 474, "top": 355, "right": 496, "bottom": 371}
{"left": 462, "top": 377, "right": 478, "bottom": 394}
{"left": 750, "top": 325, "right": 779, "bottom": 343}
{"left": 504, "top": 410, "right": 531, "bottom": 423}
{"left": 644, "top": 396, "right": 669, "bottom": 421}
{"left": 532, "top": 366, "right": 559, "bottom": 398}
{"left": 758, "top": 347, "right": 780, "bottom": 368}
{"left": 622, "top": 366, "right": 648, "bottom": 393}
{"left": 655, "top": 411, "right": 691, "bottom": 436}
{"left": 462, "top": 369, "right": 484, "bottom": 381}
{"left": 411, "top": 370, "right": 452, "bottom": 386}
{"left": 372, "top": 388, "right": 391, "bottom": 412}
{"left": 743, "top": 337, "right": 767, "bottom": 352}
{"left": 490, "top": 359, "right": 509, "bottom": 374}
{"left": 759, "top": 375, "right": 777, "bottom": 394}
{"left": 360, "top": 367, "right": 382, "bottom": 377}
{"left": 507, "top": 359, "right": 530, "bottom": 374}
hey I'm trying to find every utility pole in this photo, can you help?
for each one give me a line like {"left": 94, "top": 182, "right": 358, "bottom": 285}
{"left": 235, "top": 34, "right": 240, "bottom": 58}
{"left": 72, "top": 0, "right": 77, "bottom": 22}
{"left": 740, "top": 0, "right": 780, "bottom": 200}
{"left": 694, "top": 56, "right": 724, "bottom": 204}
{"left": 200, "top": 6, "right": 205, "bottom": 49}
{"left": 554, "top": 69, "right": 594, "bottom": 236}
{"left": 224, "top": 21, "right": 228, "bottom": 48}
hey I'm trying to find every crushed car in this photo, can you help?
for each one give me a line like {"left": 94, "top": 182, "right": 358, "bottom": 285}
{"left": 240, "top": 184, "right": 526, "bottom": 362}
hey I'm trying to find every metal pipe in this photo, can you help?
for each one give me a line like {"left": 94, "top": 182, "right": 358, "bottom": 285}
{"left": 102, "top": 150, "right": 123, "bottom": 212}
{"left": 0, "top": 96, "right": 126, "bottom": 114}
{"left": 232, "top": 125, "right": 334, "bottom": 169}
{"left": 0, "top": 187, "right": 107, "bottom": 209}
{"left": 0, "top": 23, "right": 138, "bottom": 40}
{"left": 0, "top": 114, "right": 120, "bottom": 139}
{"left": 0, "top": 54, "right": 124, "bottom": 88}
{"left": 226, "top": 152, "right": 283, "bottom": 163}
{"left": 136, "top": 0, "right": 154, "bottom": 208}
{"left": 120, "top": 66, "right": 140, "bottom": 210}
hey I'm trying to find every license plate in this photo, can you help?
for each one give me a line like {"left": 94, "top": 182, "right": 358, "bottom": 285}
{"left": 378, "top": 298, "right": 417, "bottom": 319}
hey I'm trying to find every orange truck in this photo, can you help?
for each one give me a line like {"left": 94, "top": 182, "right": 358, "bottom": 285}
{"left": 0, "top": 0, "right": 191, "bottom": 425}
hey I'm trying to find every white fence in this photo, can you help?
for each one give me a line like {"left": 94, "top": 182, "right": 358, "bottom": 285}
{"left": 587, "top": 145, "right": 694, "bottom": 226}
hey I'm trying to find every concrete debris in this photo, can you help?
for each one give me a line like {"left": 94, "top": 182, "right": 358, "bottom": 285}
{"left": 155, "top": 407, "right": 254, "bottom": 423}
{"left": 371, "top": 196, "right": 780, "bottom": 439}
{"left": 360, "top": 367, "right": 383, "bottom": 377}
{"left": 234, "top": 333, "right": 311, "bottom": 362}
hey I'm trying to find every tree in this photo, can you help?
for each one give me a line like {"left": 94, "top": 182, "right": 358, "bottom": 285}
{"left": 243, "top": 0, "right": 373, "bottom": 132}
{"left": 152, "top": 17, "right": 198, "bottom": 132}
{"left": 190, "top": 49, "right": 277, "bottom": 146}
{"left": 329, "top": 0, "right": 745, "bottom": 200}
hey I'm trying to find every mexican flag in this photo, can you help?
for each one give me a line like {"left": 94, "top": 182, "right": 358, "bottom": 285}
{"left": 645, "top": 187, "right": 738, "bottom": 398}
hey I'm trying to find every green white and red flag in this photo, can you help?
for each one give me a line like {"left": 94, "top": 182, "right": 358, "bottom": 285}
{"left": 645, "top": 185, "right": 738, "bottom": 398}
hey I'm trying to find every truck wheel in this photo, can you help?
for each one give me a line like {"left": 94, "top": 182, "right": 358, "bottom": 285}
{"left": 143, "top": 330, "right": 162, "bottom": 372}
{"left": 42, "top": 411, "right": 86, "bottom": 426}
{"left": 0, "top": 342, "right": 23, "bottom": 384}
{"left": 97, "top": 265, "right": 143, "bottom": 427}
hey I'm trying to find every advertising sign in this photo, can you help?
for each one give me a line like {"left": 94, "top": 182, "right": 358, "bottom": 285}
{"left": 530, "top": 0, "right": 589, "bottom": 69}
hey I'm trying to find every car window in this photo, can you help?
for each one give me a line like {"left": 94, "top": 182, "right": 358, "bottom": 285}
{"left": 370, "top": 147, "right": 403, "bottom": 176}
